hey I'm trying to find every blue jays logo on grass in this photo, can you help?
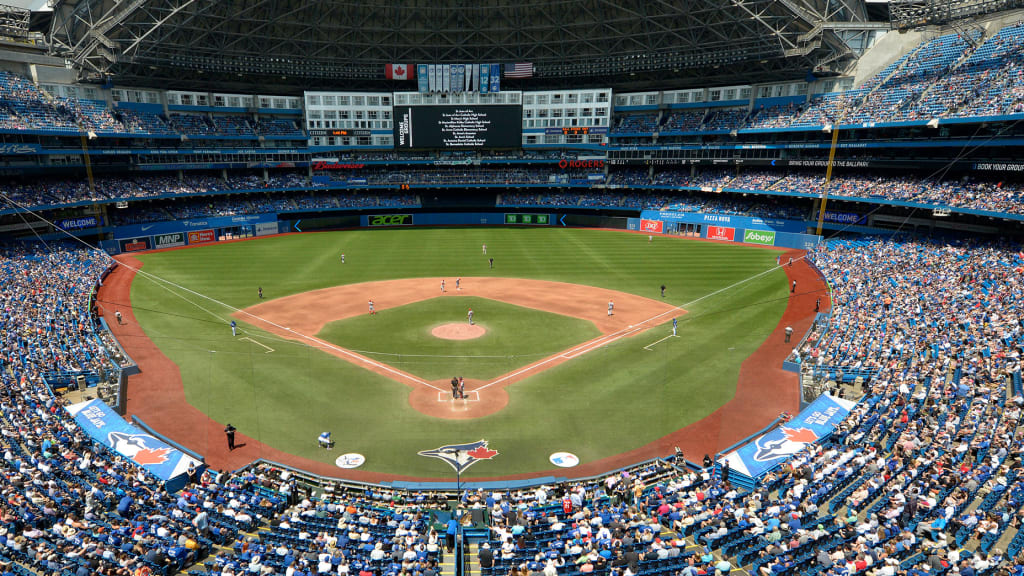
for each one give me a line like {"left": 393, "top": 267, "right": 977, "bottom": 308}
{"left": 418, "top": 440, "right": 498, "bottom": 473}
{"left": 108, "top": 431, "right": 173, "bottom": 466}
{"left": 752, "top": 427, "right": 818, "bottom": 462}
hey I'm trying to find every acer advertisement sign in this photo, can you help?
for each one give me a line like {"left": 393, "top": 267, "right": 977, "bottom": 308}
{"left": 706, "top": 226, "right": 736, "bottom": 241}
{"left": 640, "top": 219, "right": 663, "bottom": 233}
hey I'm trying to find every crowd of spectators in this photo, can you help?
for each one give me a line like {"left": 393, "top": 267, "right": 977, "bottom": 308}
{"left": 1, "top": 209, "right": 1024, "bottom": 576}
{"left": 109, "top": 191, "right": 420, "bottom": 225}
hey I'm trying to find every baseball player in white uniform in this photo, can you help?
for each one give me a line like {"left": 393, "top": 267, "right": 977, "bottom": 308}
{"left": 607, "top": 300, "right": 614, "bottom": 316}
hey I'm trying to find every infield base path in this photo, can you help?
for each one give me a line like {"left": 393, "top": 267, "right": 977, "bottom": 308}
{"left": 234, "top": 277, "right": 686, "bottom": 420}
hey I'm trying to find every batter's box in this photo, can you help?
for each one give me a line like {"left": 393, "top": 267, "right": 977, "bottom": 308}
{"left": 437, "top": 391, "right": 480, "bottom": 402}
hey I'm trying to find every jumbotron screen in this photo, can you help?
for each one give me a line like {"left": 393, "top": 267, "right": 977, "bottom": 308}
{"left": 393, "top": 105, "right": 522, "bottom": 149}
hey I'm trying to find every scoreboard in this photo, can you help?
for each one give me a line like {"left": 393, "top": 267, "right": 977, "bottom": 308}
{"left": 504, "top": 213, "right": 551, "bottom": 225}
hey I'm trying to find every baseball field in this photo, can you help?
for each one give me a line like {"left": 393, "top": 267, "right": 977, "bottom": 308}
{"left": 109, "top": 227, "right": 800, "bottom": 479}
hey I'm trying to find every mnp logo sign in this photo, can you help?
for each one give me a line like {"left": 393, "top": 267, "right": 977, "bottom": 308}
{"left": 743, "top": 229, "right": 776, "bottom": 246}
{"left": 368, "top": 214, "right": 413, "bottom": 227}
{"left": 153, "top": 233, "right": 185, "bottom": 249}
{"left": 640, "top": 219, "right": 663, "bottom": 233}
{"left": 706, "top": 226, "right": 735, "bottom": 241}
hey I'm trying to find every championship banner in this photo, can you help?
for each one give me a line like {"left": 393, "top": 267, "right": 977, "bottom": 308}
{"left": 706, "top": 225, "right": 735, "bottom": 241}
{"left": 720, "top": 394, "right": 855, "bottom": 479}
{"left": 428, "top": 64, "right": 437, "bottom": 92}
{"left": 640, "top": 219, "right": 664, "bottom": 233}
{"left": 490, "top": 64, "right": 501, "bottom": 93}
{"left": 67, "top": 399, "right": 203, "bottom": 492}
{"left": 472, "top": 64, "right": 480, "bottom": 93}
{"left": 464, "top": 64, "right": 472, "bottom": 92}
{"left": 479, "top": 63, "right": 489, "bottom": 94}
{"left": 442, "top": 64, "right": 450, "bottom": 93}
{"left": 417, "top": 64, "right": 429, "bottom": 93}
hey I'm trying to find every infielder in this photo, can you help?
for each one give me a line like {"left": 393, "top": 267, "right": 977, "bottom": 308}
{"left": 607, "top": 300, "right": 614, "bottom": 316}
{"left": 368, "top": 300, "right": 375, "bottom": 315}
{"left": 441, "top": 279, "right": 446, "bottom": 293}
{"left": 115, "top": 310, "right": 123, "bottom": 325}
{"left": 468, "top": 309, "right": 474, "bottom": 325}
{"left": 456, "top": 277, "right": 461, "bottom": 290}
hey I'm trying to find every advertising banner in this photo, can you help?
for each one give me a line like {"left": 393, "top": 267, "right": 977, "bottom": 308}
{"left": 187, "top": 229, "right": 216, "bottom": 244}
{"left": 822, "top": 211, "right": 867, "bottom": 225}
{"left": 640, "top": 219, "right": 664, "bottom": 233}
{"left": 706, "top": 225, "right": 735, "bottom": 241}
{"left": 365, "top": 214, "right": 414, "bottom": 227}
{"left": 255, "top": 222, "right": 278, "bottom": 237}
{"left": 67, "top": 399, "right": 203, "bottom": 492}
{"left": 641, "top": 210, "right": 805, "bottom": 234}
{"left": 720, "top": 394, "right": 855, "bottom": 479}
{"left": 57, "top": 216, "right": 101, "bottom": 230}
{"left": 119, "top": 237, "right": 151, "bottom": 252}
{"left": 743, "top": 229, "right": 777, "bottom": 246}
{"left": 115, "top": 213, "right": 277, "bottom": 240}
{"left": 152, "top": 232, "right": 185, "bottom": 249}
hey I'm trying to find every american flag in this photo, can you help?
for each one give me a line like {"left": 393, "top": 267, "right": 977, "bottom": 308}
{"left": 503, "top": 63, "right": 534, "bottom": 78}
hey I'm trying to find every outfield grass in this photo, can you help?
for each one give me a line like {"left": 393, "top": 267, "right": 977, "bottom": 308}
{"left": 129, "top": 228, "right": 789, "bottom": 476}
{"left": 317, "top": 296, "right": 602, "bottom": 380}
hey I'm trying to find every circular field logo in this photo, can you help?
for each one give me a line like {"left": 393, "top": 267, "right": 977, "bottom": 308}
{"left": 549, "top": 452, "right": 580, "bottom": 468}
{"left": 335, "top": 453, "right": 366, "bottom": 469}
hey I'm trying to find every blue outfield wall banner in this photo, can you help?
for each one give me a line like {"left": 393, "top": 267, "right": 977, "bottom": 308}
{"left": 66, "top": 399, "right": 204, "bottom": 492}
{"left": 641, "top": 209, "right": 807, "bottom": 234}
{"left": 114, "top": 213, "right": 277, "bottom": 239}
{"left": 720, "top": 394, "right": 856, "bottom": 479}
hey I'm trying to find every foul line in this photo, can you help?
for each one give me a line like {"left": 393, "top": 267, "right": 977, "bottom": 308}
{"left": 643, "top": 334, "right": 679, "bottom": 351}
{"left": 239, "top": 337, "right": 275, "bottom": 353}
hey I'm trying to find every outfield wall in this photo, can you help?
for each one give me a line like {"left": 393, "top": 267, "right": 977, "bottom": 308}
{"left": 104, "top": 210, "right": 636, "bottom": 254}
{"left": 102, "top": 209, "right": 816, "bottom": 254}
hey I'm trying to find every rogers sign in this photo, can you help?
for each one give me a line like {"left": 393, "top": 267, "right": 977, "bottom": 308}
{"left": 558, "top": 159, "right": 605, "bottom": 169}
{"left": 312, "top": 161, "right": 366, "bottom": 170}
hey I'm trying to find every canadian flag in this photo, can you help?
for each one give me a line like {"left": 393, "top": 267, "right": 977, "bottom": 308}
{"left": 385, "top": 64, "right": 410, "bottom": 80}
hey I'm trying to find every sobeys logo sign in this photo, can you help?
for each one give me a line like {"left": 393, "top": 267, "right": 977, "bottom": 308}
{"left": 743, "top": 229, "right": 776, "bottom": 246}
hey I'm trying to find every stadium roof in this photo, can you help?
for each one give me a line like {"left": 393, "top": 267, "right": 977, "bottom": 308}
{"left": 47, "top": 0, "right": 885, "bottom": 93}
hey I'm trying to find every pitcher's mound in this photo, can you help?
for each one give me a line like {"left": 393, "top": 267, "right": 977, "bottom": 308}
{"left": 432, "top": 323, "right": 486, "bottom": 340}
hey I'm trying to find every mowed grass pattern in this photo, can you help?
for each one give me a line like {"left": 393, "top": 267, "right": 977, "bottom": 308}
{"left": 129, "top": 228, "right": 789, "bottom": 476}
{"left": 317, "top": 296, "right": 602, "bottom": 381}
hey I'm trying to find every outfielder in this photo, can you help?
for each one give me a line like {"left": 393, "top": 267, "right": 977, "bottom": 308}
{"left": 341, "top": 253, "right": 346, "bottom": 264}
{"left": 482, "top": 244, "right": 487, "bottom": 254}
